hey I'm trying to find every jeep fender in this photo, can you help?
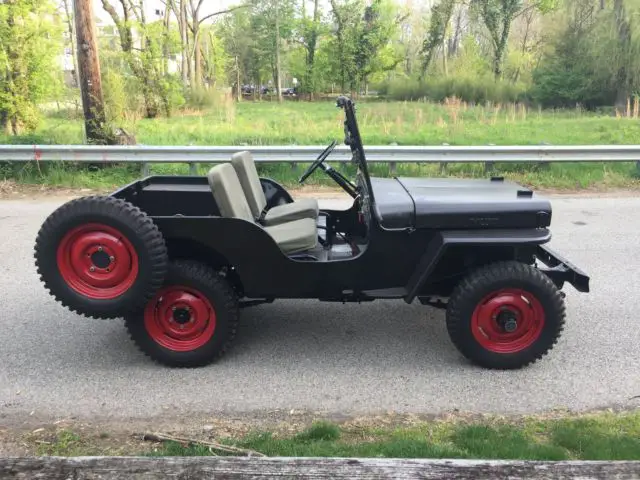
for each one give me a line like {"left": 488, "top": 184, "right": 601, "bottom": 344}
{"left": 404, "top": 228, "right": 589, "bottom": 303}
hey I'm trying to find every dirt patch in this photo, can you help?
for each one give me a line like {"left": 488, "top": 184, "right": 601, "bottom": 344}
{"left": 0, "top": 180, "right": 106, "bottom": 201}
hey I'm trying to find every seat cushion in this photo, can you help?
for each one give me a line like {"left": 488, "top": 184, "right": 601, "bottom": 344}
{"left": 264, "top": 218, "right": 317, "bottom": 254}
{"left": 263, "top": 198, "right": 320, "bottom": 226}
{"left": 231, "top": 151, "right": 267, "bottom": 219}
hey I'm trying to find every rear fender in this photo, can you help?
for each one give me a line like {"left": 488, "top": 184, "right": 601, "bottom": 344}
{"left": 404, "top": 228, "right": 553, "bottom": 303}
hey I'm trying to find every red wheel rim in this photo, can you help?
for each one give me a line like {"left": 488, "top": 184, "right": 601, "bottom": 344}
{"left": 144, "top": 286, "right": 217, "bottom": 352}
{"left": 56, "top": 223, "right": 139, "bottom": 300}
{"left": 471, "top": 288, "right": 545, "bottom": 354}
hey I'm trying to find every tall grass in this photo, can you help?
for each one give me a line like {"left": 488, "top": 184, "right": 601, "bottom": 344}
{"left": 378, "top": 77, "right": 529, "bottom": 105}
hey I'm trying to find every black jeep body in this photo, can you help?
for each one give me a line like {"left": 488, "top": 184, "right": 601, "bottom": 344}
{"left": 34, "top": 96, "right": 589, "bottom": 370}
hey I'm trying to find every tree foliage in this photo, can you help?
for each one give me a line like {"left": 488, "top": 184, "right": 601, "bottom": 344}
{"left": 0, "top": 0, "right": 62, "bottom": 134}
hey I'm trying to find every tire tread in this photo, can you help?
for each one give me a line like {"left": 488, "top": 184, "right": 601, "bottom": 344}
{"left": 34, "top": 195, "right": 168, "bottom": 319}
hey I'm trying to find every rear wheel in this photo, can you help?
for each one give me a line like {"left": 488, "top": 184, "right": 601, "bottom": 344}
{"left": 446, "top": 261, "right": 565, "bottom": 369}
{"left": 125, "top": 260, "right": 239, "bottom": 367}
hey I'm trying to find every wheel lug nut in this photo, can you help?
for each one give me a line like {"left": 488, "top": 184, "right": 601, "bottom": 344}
{"left": 172, "top": 307, "right": 177, "bottom": 311}
{"left": 109, "top": 256, "right": 115, "bottom": 262}
{"left": 97, "top": 246, "right": 103, "bottom": 252}
{"left": 89, "top": 266, "right": 95, "bottom": 272}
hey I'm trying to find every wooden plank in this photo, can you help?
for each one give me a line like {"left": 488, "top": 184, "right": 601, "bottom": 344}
{"left": 2, "top": 456, "right": 640, "bottom": 480}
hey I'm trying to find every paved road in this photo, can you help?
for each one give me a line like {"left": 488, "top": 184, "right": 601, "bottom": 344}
{"left": 1, "top": 194, "right": 639, "bottom": 422}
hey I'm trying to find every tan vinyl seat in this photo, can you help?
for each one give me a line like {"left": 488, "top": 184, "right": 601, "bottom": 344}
{"left": 231, "top": 151, "right": 319, "bottom": 226}
{"left": 208, "top": 163, "right": 317, "bottom": 255}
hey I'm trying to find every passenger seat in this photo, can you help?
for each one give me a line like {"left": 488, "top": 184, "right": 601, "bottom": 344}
{"left": 207, "top": 163, "right": 317, "bottom": 255}
{"left": 230, "top": 151, "right": 319, "bottom": 226}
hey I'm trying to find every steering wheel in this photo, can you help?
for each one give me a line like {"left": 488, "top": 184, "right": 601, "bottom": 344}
{"left": 299, "top": 140, "right": 338, "bottom": 184}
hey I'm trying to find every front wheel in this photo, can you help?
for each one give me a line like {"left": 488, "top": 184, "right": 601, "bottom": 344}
{"left": 446, "top": 261, "right": 566, "bottom": 370}
{"left": 125, "top": 260, "right": 239, "bottom": 367}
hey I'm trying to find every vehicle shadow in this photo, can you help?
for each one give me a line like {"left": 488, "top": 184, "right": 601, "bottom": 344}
{"left": 227, "top": 299, "right": 464, "bottom": 369}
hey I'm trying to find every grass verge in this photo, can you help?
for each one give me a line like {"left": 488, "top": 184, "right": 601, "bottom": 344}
{"left": 2, "top": 100, "right": 640, "bottom": 192}
{"left": 28, "top": 409, "right": 640, "bottom": 460}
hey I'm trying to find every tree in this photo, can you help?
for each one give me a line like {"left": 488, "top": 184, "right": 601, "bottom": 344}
{"left": 297, "top": 0, "right": 325, "bottom": 95}
{"left": 328, "top": 0, "right": 402, "bottom": 94}
{"left": 470, "top": 0, "right": 557, "bottom": 80}
{"left": 219, "top": 8, "right": 253, "bottom": 99}
{"left": 250, "top": 0, "right": 296, "bottom": 100}
{"left": 420, "top": 0, "right": 456, "bottom": 79}
{"left": 101, "top": 0, "right": 172, "bottom": 118}
{"left": 328, "top": 0, "right": 362, "bottom": 93}
{"left": 0, "top": 0, "right": 62, "bottom": 134}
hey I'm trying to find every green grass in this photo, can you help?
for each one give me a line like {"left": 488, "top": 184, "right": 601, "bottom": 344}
{"left": 140, "top": 410, "right": 640, "bottom": 461}
{"left": 31, "top": 410, "right": 640, "bottom": 460}
{"left": 2, "top": 100, "right": 640, "bottom": 191}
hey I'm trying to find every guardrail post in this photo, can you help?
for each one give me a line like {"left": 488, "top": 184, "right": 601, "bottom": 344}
{"left": 141, "top": 162, "right": 150, "bottom": 177}
{"left": 637, "top": 160, "right": 640, "bottom": 176}
{"left": 484, "top": 162, "right": 494, "bottom": 175}
{"left": 485, "top": 143, "right": 495, "bottom": 175}
{"left": 189, "top": 163, "right": 197, "bottom": 176}
{"left": 440, "top": 143, "right": 449, "bottom": 174}
{"left": 388, "top": 142, "right": 398, "bottom": 176}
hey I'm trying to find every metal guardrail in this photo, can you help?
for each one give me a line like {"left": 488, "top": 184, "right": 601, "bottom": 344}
{"left": 1, "top": 144, "right": 639, "bottom": 175}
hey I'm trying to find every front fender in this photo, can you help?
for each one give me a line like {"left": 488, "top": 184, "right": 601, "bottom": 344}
{"left": 404, "top": 228, "right": 553, "bottom": 303}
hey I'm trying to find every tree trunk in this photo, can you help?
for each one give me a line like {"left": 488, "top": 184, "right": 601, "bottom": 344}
{"left": 192, "top": 4, "right": 202, "bottom": 89}
{"left": 180, "top": 0, "right": 189, "bottom": 85}
{"left": 442, "top": 42, "right": 448, "bottom": 76}
{"left": 62, "top": 0, "right": 80, "bottom": 87}
{"left": 275, "top": 2, "right": 283, "bottom": 103}
{"left": 235, "top": 55, "right": 241, "bottom": 102}
{"left": 304, "top": 0, "right": 320, "bottom": 95}
{"left": 329, "top": 0, "right": 346, "bottom": 92}
{"left": 75, "top": 0, "right": 112, "bottom": 144}
{"left": 194, "top": 35, "right": 202, "bottom": 88}
{"left": 493, "top": 21, "right": 511, "bottom": 81}
{"left": 613, "top": 0, "right": 631, "bottom": 107}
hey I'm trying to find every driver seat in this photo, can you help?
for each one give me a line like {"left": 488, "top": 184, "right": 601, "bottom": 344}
{"left": 231, "top": 151, "right": 319, "bottom": 227}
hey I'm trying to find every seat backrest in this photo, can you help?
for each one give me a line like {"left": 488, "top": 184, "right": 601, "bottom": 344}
{"left": 231, "top": 151, "right": 267, "bottom": 219}
{"left": 207, "top": 163, "right": 255, "bottom": 223}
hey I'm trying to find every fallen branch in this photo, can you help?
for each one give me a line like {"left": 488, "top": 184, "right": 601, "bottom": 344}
{"left": 141, "top": 432, "right": 266, "bottom": 457}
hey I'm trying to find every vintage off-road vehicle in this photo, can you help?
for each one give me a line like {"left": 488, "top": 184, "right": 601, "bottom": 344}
{"left": 34, "top": 96, "right": 589, "bottom": 370}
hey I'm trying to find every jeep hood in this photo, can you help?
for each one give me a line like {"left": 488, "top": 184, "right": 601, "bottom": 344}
{"left": 370, "top": 177, "right": 552, "bottom": 230}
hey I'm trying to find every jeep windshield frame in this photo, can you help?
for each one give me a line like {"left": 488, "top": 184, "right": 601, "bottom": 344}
{"left": 337, "top": 96, "right": 376, "bottom": 206}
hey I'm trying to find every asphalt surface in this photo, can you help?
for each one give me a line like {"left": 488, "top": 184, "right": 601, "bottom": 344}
{"left": 1, "top": 194, "right": 639, "bottom": 422}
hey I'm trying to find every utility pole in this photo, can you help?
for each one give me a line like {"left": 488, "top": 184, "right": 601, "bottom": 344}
{"left": 74, "top": 0, "right": 111, "bottom": 144}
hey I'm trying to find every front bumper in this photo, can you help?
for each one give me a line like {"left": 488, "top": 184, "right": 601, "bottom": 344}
{"left": 536, "top": 245, "right": 590, "bottom": 293}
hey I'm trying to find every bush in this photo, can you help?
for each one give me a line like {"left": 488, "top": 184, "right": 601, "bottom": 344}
{"left": 380, "top": 76, "right": 529, "bottom": 105}
{"left": 102, "top": 69, "right": 128, "bottom": 122}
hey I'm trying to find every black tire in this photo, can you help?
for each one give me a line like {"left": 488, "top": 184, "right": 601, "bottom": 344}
{"left": 34, "top": 195, "right": 168, "bottom": 319}
{"left": 125, "top": 260, "right": 239, "bottom": 368}
{"left": 446, "top": 261, "right": 566, "bottom": 370}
